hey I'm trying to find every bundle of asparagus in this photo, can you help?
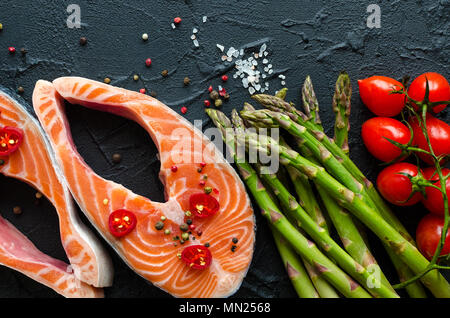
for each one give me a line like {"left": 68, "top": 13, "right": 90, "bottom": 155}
{"left": 206, "top": 73, "right": 450, "bottom": 298}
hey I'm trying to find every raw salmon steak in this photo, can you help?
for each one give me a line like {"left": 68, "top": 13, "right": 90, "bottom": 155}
{"left": 0, "top": 87, "right": 113, "bottom": 297}
{"left": 32, "top": 78, "right": 255, "bottom": 298}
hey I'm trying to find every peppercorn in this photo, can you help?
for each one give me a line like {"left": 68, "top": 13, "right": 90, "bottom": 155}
{"left": 8, "top": 47, "right": 15, "bottom": 54}
{"left": 221, "top": 75, "right": 228, "bottom": 82}
{"left": 155, "top": 221, "right": 164, "bottom": 230}
{"left": 173, "top": 236, "right": 179, "bottom": 241}
{"left": 180, "top": 223, "right": 189, "bottom": 232}
{"left": 79, "top": 37, "right": 87, "bottom": 46}
{"left": 20, "top": 48, "right": 27, "bottom": 55}
{"left": 186, "top": 219, "right": 193, "bottom": 225}
{"left": 145, "top": 58, "right": 152, "bottom": 67}
{"left": 181, "top": 232, "right": 189, "bottom": 241}
{"left": 133, "top": 74, "right": 139, "bottom": 81}
{"left": 0, "top": 23, "right": 3, "bottom": 31}
{"left": 142, "top": 33, "right": 149, "bottom": 41}
{"left": 189, "top": 224, "right": 196, "bottom": 230}
{"left": 180, "top": 239, "right": 185, "bottom": 244}
{"left": 104, "top": 77, "right": 111, "bottom": 84}
{"left": 204, "top": 187, "right": 212, "bottom": 194}
{"left": 0, "top": 159, "right": 4, "bottom": 165}
{"left": 13, "top": 206, "right": 22, "bottom": 215}
{"left": 197, "top": 167, "right": 202, "bottom": 173}
{"left": 35, "top": 192, "right": 43, "bottom": 199}
{"left": 185, "top": 211, "right": 192, "bottom": 217}
{"left": 209, "top": 90, "right": 219, "bottom": 100}
{"left": 197, "top": 230, "right": 203, "bottom": 236}
{"left": 17, "top": 87, "right": 24, "bottom": 94}
{"left": 164, "top": 229, "right": 171, "bottom": 235}
{"left": 112, "top": 153, "right": 122, "bottom": 164}
{"left": 173, "top": 17, "right": 182, "bottom": 24}
{"left": 232, "top": 237, "right": 238, "bottom": 244}
{"left": 208, "top": 85, "right": 213, "bottom": 92}
{"left": 150, "top": 91, "right": 157, "bottom": 97}
{"left": 161, "top": 69, "right": 169, "bottom": 77}
{"left": 199, "top": 180, "right": 206, "bottom": 186}
{"left": 214, "top": 99, "right": 223, "bottom": 107}
{"left": 200, "top": 162, "right": 207, "bottom": 168}
{"left": 183, "top": 77, "right": 190, "bottom": 86}
{"left": 231, "top": 245, "right": 237, "bottom": 252}
{"left": 139, "top": 88, "right": 146, "bottom": 94}
{"left": 204, "top": 100, "right": 211, "bottom": 107}
{"left": 160, "top": 215, "right": 166, "bottom": 221}
{"left": 180, "top": 106, "right": 187, "bottom": 114}
{"left": 171, "top": 165, "right": 178, "bottom": 172}
{"left": 223, "top": 93, "right": 230, "bottom": 101}
{"left": 204, "top": 242, "right": 210, "bottom": 247}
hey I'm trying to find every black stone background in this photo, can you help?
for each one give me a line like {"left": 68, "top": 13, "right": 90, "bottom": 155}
{"left": 0, "top": 0, "right": 448, "bottom": 298}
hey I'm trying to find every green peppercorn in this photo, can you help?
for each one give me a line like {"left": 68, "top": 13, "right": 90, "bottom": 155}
{"left": 186, "top": 219, "right": 193, "bottom": 225}
{"left": 204, "top": 186, "right": 212, "bottom": 194}
{"left": 160, "top": 215, "right": 167, "bottom": 221}
{"left": 154, "top": 221, "right": 164, "bottom": 230}
{"left": 173, "top": 236, "right": 179, "bottom": 241}
{"left": 214, "top": 98, "right": 223, "bottom": 108}
{"left": 185, "top": 211, "right": 192, "bottom": 217}
{"left": 209, "top": 90, "right": 219, "bottom": 100}
{"left": 181, "top": 232, "right": 189, "bottom": 241}
{"left": 133, "top": 74, "right": 139, "bottom": 81}
{"left": 180, "top": 223, "right": 189, "bottom": 232}
{"left": 164, "top": 229, "right": 171, "bottom": 235}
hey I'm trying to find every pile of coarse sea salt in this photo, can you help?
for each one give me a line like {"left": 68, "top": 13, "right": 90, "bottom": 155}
{"left": 217, "top": 43, "right": 285, "bottom": 95}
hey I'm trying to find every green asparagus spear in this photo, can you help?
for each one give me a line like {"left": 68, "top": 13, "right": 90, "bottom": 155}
{"left": 332, "top": 72, "right": 351, "bottom": 154}
{"left": 302, "top": 76, "right": 322, "bottom": 129}
{"left": 206, "top": 108, "right": 372, "bottom": 298}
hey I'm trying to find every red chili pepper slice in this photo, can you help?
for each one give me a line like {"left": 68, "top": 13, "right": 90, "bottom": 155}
{"left": 181, "top": 245, "right": 212, "bottom": 270}
{"left": 108, "top": 209, "right": 137, "bottom": 237}
{"left": 0, "top": 127, "right": 23, "bottom": 156}
{"left": 189, "top": 193, "right": 219, "bottom": 218}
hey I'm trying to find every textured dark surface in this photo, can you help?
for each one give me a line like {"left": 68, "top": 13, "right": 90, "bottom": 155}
{"left": 0, "top": 0, "right": 448, "bottom": 298}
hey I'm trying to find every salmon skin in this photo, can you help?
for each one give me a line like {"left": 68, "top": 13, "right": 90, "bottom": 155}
{"left": 0, "top": 87, "right": 113, "bottom": 297}
{"left": 33, "top": 77, "right": 255, "bottom": 298}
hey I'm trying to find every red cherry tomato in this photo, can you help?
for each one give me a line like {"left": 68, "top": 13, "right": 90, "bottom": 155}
{"left": 409, "top": 114, "right": 450, "bottom": 165}
{"left": 189, "top": 193, "right": 220, "bottom": 218}
{"left": 358, "top": 76, "right": 406, "bottom": 117}
{"left": 416, "top": 214, "right": 450, "bottom": 260}
{"left": 408, "top": 72, "right": 450, "bottom": 114}
{"left": 361, "top": 117, "right": 411, "bottom": 162}
{"left": 421, "top": 167, "right": 450, "bottom": 216}
{"left": 108, "top": 209, "right": 137, "bottom": 237}
{"left": 0, "top": 127, "right": 23, "bottom": 156}
{"left": 181, "top": 245, "right": 212, "bottom": 270}
{"left": 377, "top": 162, "right": 422, "bottom": 206}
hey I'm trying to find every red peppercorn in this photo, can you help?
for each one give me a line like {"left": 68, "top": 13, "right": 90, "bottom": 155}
{"left": 189, "top": 224, "right": 196, "bottom": 230}
{"left": 171, "top": 165, "right": 178, "bottom": 172}
{"left": 221, "top": 75, "right": 228, "bottom": 82}
{"left": 8, "top": 47, "right": 15, "bottom": 54}
{"left": 204, "top": 100, "right": 211, "bottom": 107}
{"left": 199, "top": 180, "right": 206, "bottom": 186}
{"left": 139, "top": 88, "right": 146, "bottom": 94}
{"left": 181, "top": 106, "right": 187, "bottom": 114}
{"left": 200, "top": 162, "right": 206, "bottom": 168}
{"left": 174, "top": 17, "right": 182, "bottom": 24}
{"left": 197, "top": 230, "right": 203, "bottom": 236}
{"left": 145, "top": 58, "right": 152, "bottom": 67}
{"left": 208, "top": 85, "right": 213, "bottom": 93}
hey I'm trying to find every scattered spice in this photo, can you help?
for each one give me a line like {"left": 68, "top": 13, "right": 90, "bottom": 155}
{"left": 204, "top": 187, "right": 212, "bottom": 194}
{"left": 185, "top": 211, "right": 192, "bottom": 217}
{"left": 231, "top": 245, "right": 237, "bottom": 253}
{"left": 139, "top": 88, "right": 146, "bottom": 94}
{"left": 150, "top": 91, "right": 157, "bottom": 97}
{"left": 181, "top": 232, "right": 189, "bottom": 241}
{"left": 186, "top": 219, "right": 193, "bottom": 225}
{"left": 232, "top": 237, "right": 239, "bottom": 244}
{"left": 171, "top": 165, "right": 178, "bottom": 172}
{"left": 79, "top": 37, "right": 87, "bottom": 46}
{"left": 223, "top": 93, "right": 230, "bottom": 101}
{"left": 35, "top": 192, "right": 43, "bottom": 199}
{"left": 200, "top": 162, "right": 206, "bottom": 168}
{"left": 197, "top": 167, "right": 202, "bottom": 173}
{"left": 173, "top": 17, "right": 182, "bottom": 24}
{"left": 221, "top": 75, "right": 228, "bottom": 82}
{"left": 145, "top": 58, "right": 152, "bottom": 67}
{"left": 8, "top": 47, "right": 15, "bottom": 54}
{"left": 214, "top": 99, "right": 223, "bottom": 108}
{"left": 142, "top": 33, "right": 149, "bottom": 41}
{"left": 180, "top": 239, "right": 185, "bottom": 244}
{"left": 189, "top": 224, "right": 196, "bottom": 231}
{"left": 160, "top": 215, "right": 166, "bottom": 221}
{"left": 0, "top": 23, "right": 3, "bottom": 31}
{"left": 204, "top": 100, "right": 210, "bottom": 107}
{"left": 177, "top": 253, "right": 182, "bottom": 259}
{"left": 20, "top": 48, "right": 27, "bottom": 55}
{"left": 183, "top": 77, "right": 190, "bottom": 86}
{"left": 155, "top": 221, "right": 164, "bottom": 230}
{"left": 103, "top": 198, "right": 109, "bottom": 205}
{"left": 133, "top": 74, "right": 139, "bottom": 81}
{"left": 209, "top": 90, "right": 219, "bottom": 100}
{"left": 208, "top": 85, "right": 213, "bottom": 93}
{"left": 203, "top": 174, "right": 208, "bottom": 180}
{"left": 164, "top": 229, "right": 171, "bottom": 235}
{"left": 13, "top": 206, "right": 22, "bottom": 215}
{"left": 180, "top": 223, "right": 189, "bottom": 232}
{"left": 0, "top": 159, "right": 4, "bottom": 165}
{"left": 173, "top": 235, "right": 179, "bottom": 241}
{"left": 204, "top": 242, "right": 210, "bottom": 247}
{"left": 180, "top": 106, "right": 187, "bottom": 114}
{"left": 112, "top": 153, "right": 122, "bottom": 164}
{"left": 161, "top": 69, "right": 169, "bottom": 77}
{"left": 17, "top": 86, "right": 24, "bottom": 94}
{"left": 199, "top": 180, "right": 206, "bottom": 186}
{"left": 104, "top": 77, "right": 111, "bottom": 84}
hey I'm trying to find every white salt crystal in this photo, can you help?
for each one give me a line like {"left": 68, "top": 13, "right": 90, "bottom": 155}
{"left": 202, "top": 16, "right": 207, "bottom": 23}
{"left": 171, "top": 23, "right": 176, "bottom": 29}
{"left": 227, "top": 56, "right": 232, "bottom": 62}
{"left": 262, "top": 59, "right": 268, "bottom": 64}
{"left": 191, "top": 34, "right": 196, "bottom": 40}
{"left": 268, "top": 64, "right": 272, "bottom": 68}
{"left": 260, "top": 43, "right": 267, "bottom": 53}
{"left": 249, "top": 87, "right": 256, "bottom": 95}
{"left": 255, "top": 84, "right": 261, "bottom": 91}
{"left": 242, "top": 78, "right": 249, "bottom": 88}
{"left": 193, "top": 27, "right": 198, "bottom": 34}
{"left": 264, "top": 51, "right": 268, "bottom": 56}
{"left": 281, "top": 81, "right": 286, "bottom": 85}
{"left": 193, "top": 39, "right": 199, "bottom": 47}
{"left": 268, "top": 69, "right": 273, "bottom": 74}
{"left": 217, "top": 44, "right": 225, "bottom": 52}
